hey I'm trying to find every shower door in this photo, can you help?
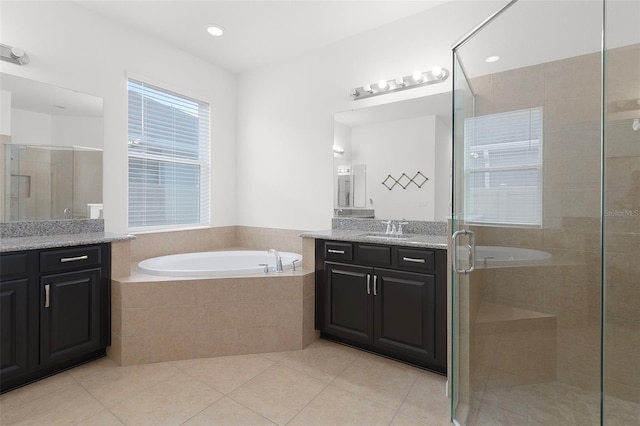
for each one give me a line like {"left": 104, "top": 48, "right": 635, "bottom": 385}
{"left": 449, "top": 0, "right": 629, "bottom": 424}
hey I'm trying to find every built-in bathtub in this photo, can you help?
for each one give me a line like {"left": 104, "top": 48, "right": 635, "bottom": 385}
{"left": 137, "top": 250, "right": 302, "bottom": 277}
{"left": 109, "top": 249, "right": 317, "bottom": 366}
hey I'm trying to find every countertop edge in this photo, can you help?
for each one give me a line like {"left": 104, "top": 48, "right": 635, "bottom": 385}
{"left": 300, "top": 229, "right": 448, "bottom": 250}
{"left": 0, "top": 232, "right": 136, "bottom": 253}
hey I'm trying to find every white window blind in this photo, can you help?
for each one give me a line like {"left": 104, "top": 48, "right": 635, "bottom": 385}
{"left": 127, "top": 79, "right": 210, "bottom": 229}
{"left": 464, "top": 107, "right": 543, "bottom": 226}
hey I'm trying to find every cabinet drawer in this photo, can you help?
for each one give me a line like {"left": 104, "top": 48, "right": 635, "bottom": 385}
{"left": 0, "top": 253, "right": 29, "bottom": 280}
{"left": 40, "top": 245, "right": 102, "bottom": 273}
{"left": 324, "top": 242, "right": 353, "bottom": 261}
{"left": 395, "top": 248, "right": 435, "bottom": 272}
{"left": 355, "top": 244, "right": 391, "bottom": 267}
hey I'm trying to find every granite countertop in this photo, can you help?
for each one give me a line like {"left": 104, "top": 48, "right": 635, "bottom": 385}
{"left": 0, "top": 232, "right": 135, "bottom": 253}
{"left": 300, "top": 229, "right": 448, "bottom": 249}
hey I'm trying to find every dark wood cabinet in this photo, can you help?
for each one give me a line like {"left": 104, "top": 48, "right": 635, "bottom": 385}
{"left": 316, "top": 239, "right": 446, "bottom": 373}
{"left": 0, "top": 278, "right": 29, "bottom": 381}
{"left": 0, "top": 244, "right": 111, "bottom": 393}
{"left": 324, "top": 263, "right": 372, "bottom": 344}
{"left": 40, "top": 268, "right": 103, "bottom": 366}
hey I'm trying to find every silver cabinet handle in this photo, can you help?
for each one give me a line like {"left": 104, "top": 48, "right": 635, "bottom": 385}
{"left": 366, "top": 274, "right": 371, "bottom": 295}
{"left": 60, "top": 255, "right": 88, "bottom": 263}
{"left": 402, "top": 257, "right": 426, "bottom": 263}
{"left": 327, "top": 249, "right": 345, "bottom": 254}
{"left": 373, "top": 275, "right": 378, "bottom": 296}
{"left": 44, "top": 284, "right": 50, "bottom": 308}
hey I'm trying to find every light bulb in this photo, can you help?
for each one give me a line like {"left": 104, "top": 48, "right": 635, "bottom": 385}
{"left": 378, "top": 80, "right": 388, "bottom": 90}
{"left": 206, "top": 25, "right": 224, "bottom": 36}
{"left": 431, "top": 66, "right": 443, "bottom": 77}
{"left": 395, "top": 77, "right": 405, "bottom": 86}
{"left": 412, "top": 71, "right": 424, "bottom": 82}
{"left": 363, "top": 84, "right": 373, "bottom": 93}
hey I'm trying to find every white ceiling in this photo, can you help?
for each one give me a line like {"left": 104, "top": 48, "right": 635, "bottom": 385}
{"left": 75, "top": 0, "right": 448, "bottom": 74}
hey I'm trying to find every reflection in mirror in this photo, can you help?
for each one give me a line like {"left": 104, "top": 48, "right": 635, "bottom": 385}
{"left": 0, "top": 73, "right": 104, "bottom": 222}
{"left": 333, "top": 93, "right": 452, "bottom": 221}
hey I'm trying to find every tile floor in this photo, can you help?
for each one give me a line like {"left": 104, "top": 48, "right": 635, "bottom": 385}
{"left": 0, "top": 339, "right": 450, "bottom": 426}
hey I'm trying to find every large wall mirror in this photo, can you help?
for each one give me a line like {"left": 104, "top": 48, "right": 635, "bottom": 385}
{"left": 333, "top": 92, "right": 452, "bottom": 221}
{"left": 0, "top": 73, "right": 104, "bottom": 222}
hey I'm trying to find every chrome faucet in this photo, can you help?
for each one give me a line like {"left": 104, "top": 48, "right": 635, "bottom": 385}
{"left": 63, "top": 208, "right": 72, "bottom": 219}
{"left": 268, "top": 249, "right": 283, "bottom": 272}
{"left": 382, "top": 220, "right": 392, "bottom": 234}
{"left": 397, "top": 221, "right": 409, "bottom": 235}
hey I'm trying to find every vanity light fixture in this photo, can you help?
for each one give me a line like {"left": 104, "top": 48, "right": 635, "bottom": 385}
{"left": 351, "top": 66, "right": 449, "bottom": 100}
{"left": 0, "top": 43, "right": 30, "bottom": 66}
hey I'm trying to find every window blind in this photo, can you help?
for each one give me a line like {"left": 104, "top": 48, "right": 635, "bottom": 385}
{"left": 464, "top": 107, "right": 543, "bottom": 226}
{"left": 127, "top": 79, "right": 210, "bottom": 229}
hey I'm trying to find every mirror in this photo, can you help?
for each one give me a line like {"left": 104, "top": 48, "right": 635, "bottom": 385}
{"left": 0, "top": 73, "right": 104, "bottom": 221}
{"left": 333, "top": 92, "right": 452, "bottom": 221}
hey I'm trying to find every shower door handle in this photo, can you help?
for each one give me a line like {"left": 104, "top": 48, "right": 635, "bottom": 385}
{"left": 452, "top": 229, "right": 475, "bottom": 275}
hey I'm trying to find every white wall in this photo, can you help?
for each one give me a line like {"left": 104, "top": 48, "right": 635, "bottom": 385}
{"left": 236, "top": 1, "right": 506, "bottom": 231}
{"left": 351, "top": 116, "right": 436, "bottom": 220}
{"left": 434, "top": 116, "right": 453, "bottom": 221}
{"left": 11, "top": 109, "right": 52, "bottom": 145}
{"left": 0, "top": 90, "right": 10, "bottom": 135}
{"left": 0, "top": 1, "right": 237, "bottom": 233}
{"left": 52, "top": 116, "right": 104, "bottom": 150}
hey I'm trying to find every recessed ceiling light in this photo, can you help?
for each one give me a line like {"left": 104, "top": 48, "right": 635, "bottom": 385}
{"left": 485, "top": 55, "right": 500, "bottom": 63}
{"left": 205, "top": 24, "right": 224, "bottom": 37}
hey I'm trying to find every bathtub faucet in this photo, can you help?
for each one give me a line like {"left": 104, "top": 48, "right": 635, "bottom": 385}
{"left": 268, "top": 249, "right": 283, "bottom": 272}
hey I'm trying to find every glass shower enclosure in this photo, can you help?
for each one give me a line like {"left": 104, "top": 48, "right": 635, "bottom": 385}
{"left": 451, "top": 0, "right": 639, "bottom": 424}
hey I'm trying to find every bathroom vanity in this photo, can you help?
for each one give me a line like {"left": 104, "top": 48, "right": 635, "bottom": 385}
{"left": 0, "top": 220, "right": 133, "bottom": 393}
{"left": 305, "top": 221, "right": 448, "bottom": 374}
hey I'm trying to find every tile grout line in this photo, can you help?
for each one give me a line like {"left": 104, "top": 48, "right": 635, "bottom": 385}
{"left": 67, "top": 371, "right": 124, "bottom": 426}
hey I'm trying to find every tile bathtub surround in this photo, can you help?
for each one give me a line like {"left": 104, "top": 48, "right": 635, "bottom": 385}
{"left": 0, "top": 339, "right": 450, "bottom": 426}
{"left": 109, "top": 272, "right": 317, "bottom": 365}
{"left": 331, "top": 217, "right": 448, "bottom": 236}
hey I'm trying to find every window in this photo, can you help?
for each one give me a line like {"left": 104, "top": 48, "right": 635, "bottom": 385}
{"left": 127, "top": 79, "right": 210, "bottom": 229}
{"left": 464, "top": 107, "right": 543, "bottom": 226}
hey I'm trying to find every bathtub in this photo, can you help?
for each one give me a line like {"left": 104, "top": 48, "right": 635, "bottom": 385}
{"left": 137, "top": 250, "right": 303, "bottom": 277}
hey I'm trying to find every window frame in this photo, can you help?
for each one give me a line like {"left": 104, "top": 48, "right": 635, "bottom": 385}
{"left": 463, "top": 107, "right": 544, "bottom": 228}
{"left": 126, "top": 77, "right": 211, "bottom": 232}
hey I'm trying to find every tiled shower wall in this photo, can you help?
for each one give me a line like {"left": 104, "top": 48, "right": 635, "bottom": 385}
{"left": 467, "top": 44, "right": 639, "bottom": 404}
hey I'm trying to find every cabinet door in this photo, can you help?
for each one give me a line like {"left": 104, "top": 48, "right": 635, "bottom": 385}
{"left": 0, "top": 279, "right": 29, "bottom": 380}
{"left": 373, "top": 268, "right": 435, "bottom": 362}
{"left": 324, "top": 263, "right": 373, "bottom": 344}
{"left": 40, "top": 268, "right": 102, "bottom": 365}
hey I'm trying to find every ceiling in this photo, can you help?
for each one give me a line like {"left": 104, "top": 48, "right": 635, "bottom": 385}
{"left": 75, "top": 0, "right": 448, "bottom": 74}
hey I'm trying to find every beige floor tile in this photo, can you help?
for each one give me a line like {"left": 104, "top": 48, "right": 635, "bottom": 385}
{"left": 331, "top": 351, "right": 420, "bottom": 410}
{"left": 182, "top": 354, "right": 274, "bottom": 394}
{"left": 75, "top": 409, "right": 125, "bottom": 425}
{"left": 260, "top": 350, "right": 291, "bottom": 362}
{"left": 229, "top": 365, "right": 326, "bottom": 425}
{"left": 391, "top": 414, "right": 430, "bottom": 425}
{"left": 0, "top": 371, "right": 76, "bottom": 411}
{"left": 182, "top": 396, "right": 276, "bottom": 425}
{"left": 0, "top": 382, "right": 104, "bottom": 425}
{"left": 68, "top": 358, "right": 182, "bottom": 407}
{"left": 289, "top": 385, "right": 396, "bottom": 426}
{"left": 109, "top": 372, "right": 222, "bottom": 426}
{"left": 278, "top": 339, "right": 360, "bottom": 383}
{"left": 399, "top": 371, "right": 449, "bottom": 423}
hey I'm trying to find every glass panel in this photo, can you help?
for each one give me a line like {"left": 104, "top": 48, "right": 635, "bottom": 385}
{"left": 453, "top": 1, "right": 604, "bottom": 424}
{"left": 603, "top": 1, "right": 640, "bottom": 424}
